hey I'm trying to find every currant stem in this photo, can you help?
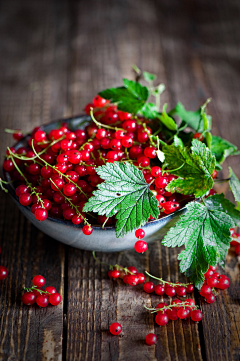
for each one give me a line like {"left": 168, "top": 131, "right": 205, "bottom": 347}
{"left": 90, "top": 108, "right": 124, "bottom": 132}
{"left": 145, "top": 271, "right": 192, "bottom": 287}
{"left": 23, "top": 285, "right": 51, "bottom": 295}
{"left": 144, "top": 301, "right": 198, "bottom": 314}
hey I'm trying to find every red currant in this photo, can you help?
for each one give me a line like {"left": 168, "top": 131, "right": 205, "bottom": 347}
{"left": 36, "top": 294, "right": 49, "bottom": 307}
{"left": 155, "top": 313, "right": 169, "bottom": 326}
{"left": 35, "top": 208, "right": 48, "bottom": 221}
{"left": 109, "top": 322, "right": 122, "bottom": 335}
{"left": 0, "top": 266, "right": 8, "bottom": 280}
{"left": 154, "top": 284, "right": 165, "bottom": 296}
{"left": 165, "top": 286, "right": 176, "bottom": 297}
{"left": 22, "top": 292, "right": 36, "bottom": 306}
{"left": 32, "top": 275, "right": 45, "bottom": 287}
{"left": 134, "top": 240, "right": 148, "bottom": 253}
{"left": 45, "top": 286, "right": 57, "bottom": 294}
{"left": 143, "top": 282, "right": 155, "bottom": 293}
{"left": 145, "top": 333, "right": 157, "bottom": 346}
{"left": 135, "top": 229, "right": 145, "bottom": 239}
{"left": 82, "top": 225, "right": 93, "bottom": 235}
{"left": 49, "top": 293, "right": 61, "bottom": 306}
{"left": 190, "top": 310, "right": 203, "bottom": 322}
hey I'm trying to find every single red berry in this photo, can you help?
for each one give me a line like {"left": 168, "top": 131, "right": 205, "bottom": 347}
{"left": 207, "top": 276, "right": 219, "bottom": 288}
{"left": 3, "top": 159, "right": 15, "bottom": 172}
{"left": 204, "top": 269, "right": 214, "bottom": 278}
{"left": 16, "top": 184, "right": 29, "bottom": 196}
{"left": 34, "top": 130, "right": 47, "bottom": 142}
{"left": 109, "top": 322, "right": 122, "bottom": 335}
{"left": 176, "top": 286, "right": 187, "bottom": 297}
{"left": 22, "top": 292, "right": 36, "bottom": 306}
{"left": 36, "top": 294, "right": 49, "bottom": 307}
{"left": 134, "top": 240, "right": 148, "bottom": 253}
{"left": 118, "top": 111, "right": 132, "bottom": 121}
{"left": 156, "top": 302, "right": 167, "bottom": 312}
{"left": 155, "top": 176, "right": 169, "bottom": 188}
{"left": 45, "top": 286, "right": 57, "bottom": 295}
{"left": 209, "top": 265, "right": 217, "bottom": 271}
{"left": 177, "top": 308, "right": 190, "bottom": 319}
{"left": 63, "top": 183, "right": 77, "bottom": 196}
{"left": 127, "top": 266, "right": 138, "bottom": 274}
{"left": 143, "top": 282, "right": 155, "bottom": 293}
{"left": 190, "top": 309, "right": 203, "bottom": 322}
{"left": 0, "top": 266, "right": 8, "bottom": 280}
{"left": 82, "top": 225, "right": 93, "bottom": 235}
{"left": 206, "top": 293, "right": 215, "bottom": 304}
{"left": 154, "top": 284, "right": 165, "bottom": 296}
{"left": 193, "top": 132, "right": 204, "bottom": 141}
{"left": 128, "top": 275, "right": 139, "bottom": 286}
{"left": 122, "top": 275, "right": 129, "bottom": 283}
{"left": 122, "top": 136, "right": 133, "bottom": 148}
{"left": 93, "top": 95, "right": 108, "bottom": 107}
{"left": 185, "top": 299, "right": 195, "bottom": 307}
{"left": 112, "top": 270, "right": 121, "bottom": 278}
{"left": 165, "top": 286, "right": 176, "bottom": 297}
{"left": 13, "top": 130, "right": 24, "bottom": 141}
{"left": 72, "top": 215, "right": 84, "bottom": 225}
{"left": 217, "top": 276, "right": 230, "bottom": 290}
{"left": 49, "top": 293, "right": 61, "bottom": 306}
{"left": 144, "top": 146, "right": 157, "bottom": 159}
{"left": 151, "top": 166, "right": 162, "bottom": 177}
{"left": 156, "top": 195, "right": 166, "bottom": 207}
{"left": 138, "top": 156, "right": 150, "bottom": 167}
{"left": 135, "top": 229, "right": 145, "bottom": 239}
{"left": 35, "top": 208, "right": 48, "bottom": 221}
{"left": 19, "top": 193, "right": 32, "bottom": 206}
{"left": 155, "top": 313, "right": 169, "bottom": 326}
{"left": 186, "top": 284, "right": 194, "bottom": 293}
{"left": 32, "top": 275, "right": 45, "bottom": 287}
{"left": 145, "top": 333, "right": 157, "bottom": 346}
{"left": 135, "top": 273, "right": 145, "bottom": 284}
{"left": 200, "top": 284, "right": 212, "bottom": 297}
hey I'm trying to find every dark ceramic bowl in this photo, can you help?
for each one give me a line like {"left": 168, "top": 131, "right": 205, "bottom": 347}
{"left": 2, "top": 115, "right": 188, "bottom": 252}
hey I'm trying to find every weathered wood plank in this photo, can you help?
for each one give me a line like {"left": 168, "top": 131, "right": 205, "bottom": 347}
{"left": 0, "top": 1, "right": 70, "bottom": 360}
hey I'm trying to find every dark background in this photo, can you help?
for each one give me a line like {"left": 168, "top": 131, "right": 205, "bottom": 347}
{"left": 0, "top": 1, "right": 239, "bottom": 360}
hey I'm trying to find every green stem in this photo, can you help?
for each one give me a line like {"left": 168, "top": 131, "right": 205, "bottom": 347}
{"left": 23, "top": 286, "right": 51, "bottom": 295}
{"left": 90, "top": 109, "right": 124, "bottom": 132}
{"left": 145, "top": 271, "right": 191, "bottom": 287}
{"left": 144, "top": 301, "right": 198, "bottom": 314}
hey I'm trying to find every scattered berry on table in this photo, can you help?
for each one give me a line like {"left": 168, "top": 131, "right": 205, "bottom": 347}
{"left": 109, "top": 322, "right": 122, "bottom": 335}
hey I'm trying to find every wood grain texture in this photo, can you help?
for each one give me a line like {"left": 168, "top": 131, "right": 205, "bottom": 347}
{"left": 0, "top": 0, "right": 240, "bottom": 360}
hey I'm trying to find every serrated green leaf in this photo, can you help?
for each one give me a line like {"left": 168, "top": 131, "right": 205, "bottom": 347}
{"left": 163, "top": 139, "right": 215, "bottom": 197}
{"left": 162, "top": 201, "right": 234, "bottom": 288}
{"left": 211, "top": 136, "right": 239, "bottom": 164}
{"left": 99, "top": 80, "right": 148, "bottom": 114}
{"left": 173, "top": 135, "right": 184, "bottom": 147}
{"left": 205, "top": 193, "right": 240, "bottom": 227}
{"left": 83, "top": 162, "right": 159, "bottom": 238}
{"left": 229, "top": 167, "right": 240, "bottom": 204}
{"left": 143, "top": 71, "right": 156, "bottom": 82}
{"left": 156, "top": 104, "right": 178, "bottom": 131}
{"left": 171, "top": 102, "right": 212, "bottom": 132}
{"left": 140, "top": 103, "right": 158, "bottom": 119}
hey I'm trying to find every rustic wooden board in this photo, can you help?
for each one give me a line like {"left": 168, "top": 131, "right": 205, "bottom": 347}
{"left": 0, "top": 0, "right": 240, "bottom": 360}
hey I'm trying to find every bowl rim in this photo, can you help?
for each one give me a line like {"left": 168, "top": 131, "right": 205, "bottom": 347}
{"left": 2, "top": 114, "right": 190, "bottom": 232}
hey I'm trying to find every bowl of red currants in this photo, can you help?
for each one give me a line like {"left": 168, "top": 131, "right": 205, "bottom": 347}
{"left": 2, "top": 106, "right": 191, "bottom": 252}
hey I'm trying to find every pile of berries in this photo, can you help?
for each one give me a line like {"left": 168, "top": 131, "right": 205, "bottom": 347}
{"left": 3, "top": 94, "right": 216, "bottom": 237}
{"left": 200, "top": 265, "right": 231, "bottom": 303}
{"left": 153, "top": 299, "right": 203, "bottom": 326}
{"left": 22, "top": 275, "right": 61, "bottom": 307}
{"left": 230, "top": 228, "right": 240, "bottom": 256}
{"left": 0, "top": 247, "right": 8, "bottom": 281}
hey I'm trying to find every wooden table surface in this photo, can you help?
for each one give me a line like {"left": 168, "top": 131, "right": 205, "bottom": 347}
{"left": 0, "top": 1, "right": 240, "bottom": 360}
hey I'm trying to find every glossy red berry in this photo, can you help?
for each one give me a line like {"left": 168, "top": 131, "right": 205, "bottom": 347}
{"left": 193, "top": 132, "right": 204, "bottom": 141}
{"left": 155, "top": 313, "right": 169, "bottom": 326}
{"left": 22, "top": 292, "right": 36, "bottom": 306}
{"left": 200, "top": 284, "right": 212, "bottom": 297}
{"left": 49, "top": 293, "right": 61, "bottom": 306}
{"left": 112, "top": 270, "right": 121, "bottom": 278}
{"left": 235, "top": 244, "right": 240, "bottom": 255}
{"left": 15, "top": 184, "right": 29, "bottom": 196}
{"left": 207, "top": 276, "right": 218, "bottom": 287}
{"left": 177, "top": 308, "right": 190, "bottom": 319}
{"left": 109, "top": 322, "right": 122, "bottom": 335}
{"left": 186, "top": 284, "right": 194, "bottom": 293}
{"left": 32, "top": 275, "right": 45, "bottom": 288}
{"left": 34, "top": 130, "right": 47, "bottom": 142}
{"left": 151, "top": 166, "right": 162, "bottom": 177}
{"left": 134, "top": 240, "right": 148, "bottom": 253}
{"left": 190, "top": 310, "right": 203, "bottom": 322}
{"left": 128, "top": 275, "right": 139, "bottom": 286}
{"left": 138, "top": 156, "right": 150, "bottom": 167}
{"left": 35, "top": 208, "right": 48, "bottom": 221}
{"left": 36, "top": 294, "right": 49, "bottom": 307}
{"left": 127, "top": 266, "right": 138, "bottom": 274}
{"left": 176, "top": 286, "right": 187, "bottom": 297}
{"left": 144, "top": 146, "right": 157, "bottom": 159}
{"left": 165, "top": 286, "right": 176, "bottom": 297}
{"left": 135, "top": 273, "right": 145, "bottom": 284}
{"left": 145, "top": 333, "right": 157, "bottom": 346}
{"left": 143, "top": 282, "right": 155, "bottom": 293}
{"left": 19, "top": 193, "right": 32, "bottom": 206}
{"left": 217, "top": 276, "right": 230, "bottom": 290}
{"left": 206, "top": 293, "right": 215, "bottom": 304}
{"left": 166, "top": 308, "right": 179, "bottom": 321}
{"left": 122, "top": 136, "right": 133, "bottom": 148}
{"left": 96, "top": 128, "right": 107, "bottom": 140}
{"left": 45, "top": 286, "right": 57, "bottom": 295}
{"left": 135, "top": 229, "right": 145, "bottom": 239}
{"left": 82, "top": 225, "right": 93, "bottom": 235}
{"left": 155, "top": 176, "right": 169, "bottom": 188}
{"left": 154, "top": 284, "right": 165, "bottom": 296}
{"left": 93, "top": 95, "right": 108, "bottom": 107}
{"left": 204, "top": 269, "right": 214, "bottom": 278}
{"left": 3, "top": 159, "right": 15, "bottom": 172}
{"left": 0, "top": 266, "right": 8, "bottom": 280}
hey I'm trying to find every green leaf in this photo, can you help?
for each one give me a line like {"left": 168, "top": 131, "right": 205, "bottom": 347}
{"left": 163, "top": 139, "right": 215, "bottom": 197}
{"left": 156, "top": 104, "right": 178, "bottom": 131}
{"left": 171, "top": 102, "right": 212, "bottom": 132}
{"left": 229, "top": 167, "right": 240, "bottom": 204}
{"left": 162, "top": 200, "right": 234, "bottom": 288}
{"left": 205, "top": 193, "right": 240, "bottom": 227}
{"left": 99, "top": 79, "right": 149, "bottom": 114}
{"left": 236, "top": 202, "right": 240, "bottom": 211}
{"left": 143, "top": 71, "right": 156, "bottom": 82}
{"left": 173, "top": 135, "right": 184, "bottom": 148}
{"left": 140, "top": 103, "right": 158, "bottom": 119}
{"left": 152, "top": 83, "right": 165, "bottom": 96}
{"left": 83, "top": 162, "right": 159, "bottom": 238}
{"left": 211, "top": 136, "right": 239, "bottom": 164}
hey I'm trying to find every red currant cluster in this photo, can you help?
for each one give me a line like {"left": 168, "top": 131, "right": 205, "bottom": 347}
{"left": 3, "top": 94, "right": 210, "bottom": 237}
{"left": 230, "top": 228, "right": 240, "bottom": 256}
{"left": 152, "top": 299, "right": 203, "bottom": 326}
{"left": 134, "top": 229, "right": 148, "bottom": 253}
{"left": 0, "top": 247, "right": 8, "bottom": 281}
{"left": 200, "top": 265, "right": 230, "bottom": 303}
{"left": 22, "top": 275, "right": 61, "bottom": 307}
{"left": 108, "top": 265, "right": 145, "bottom": 286}
{"left": 143, "top": 279, "right": 194, "bottom": 297}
